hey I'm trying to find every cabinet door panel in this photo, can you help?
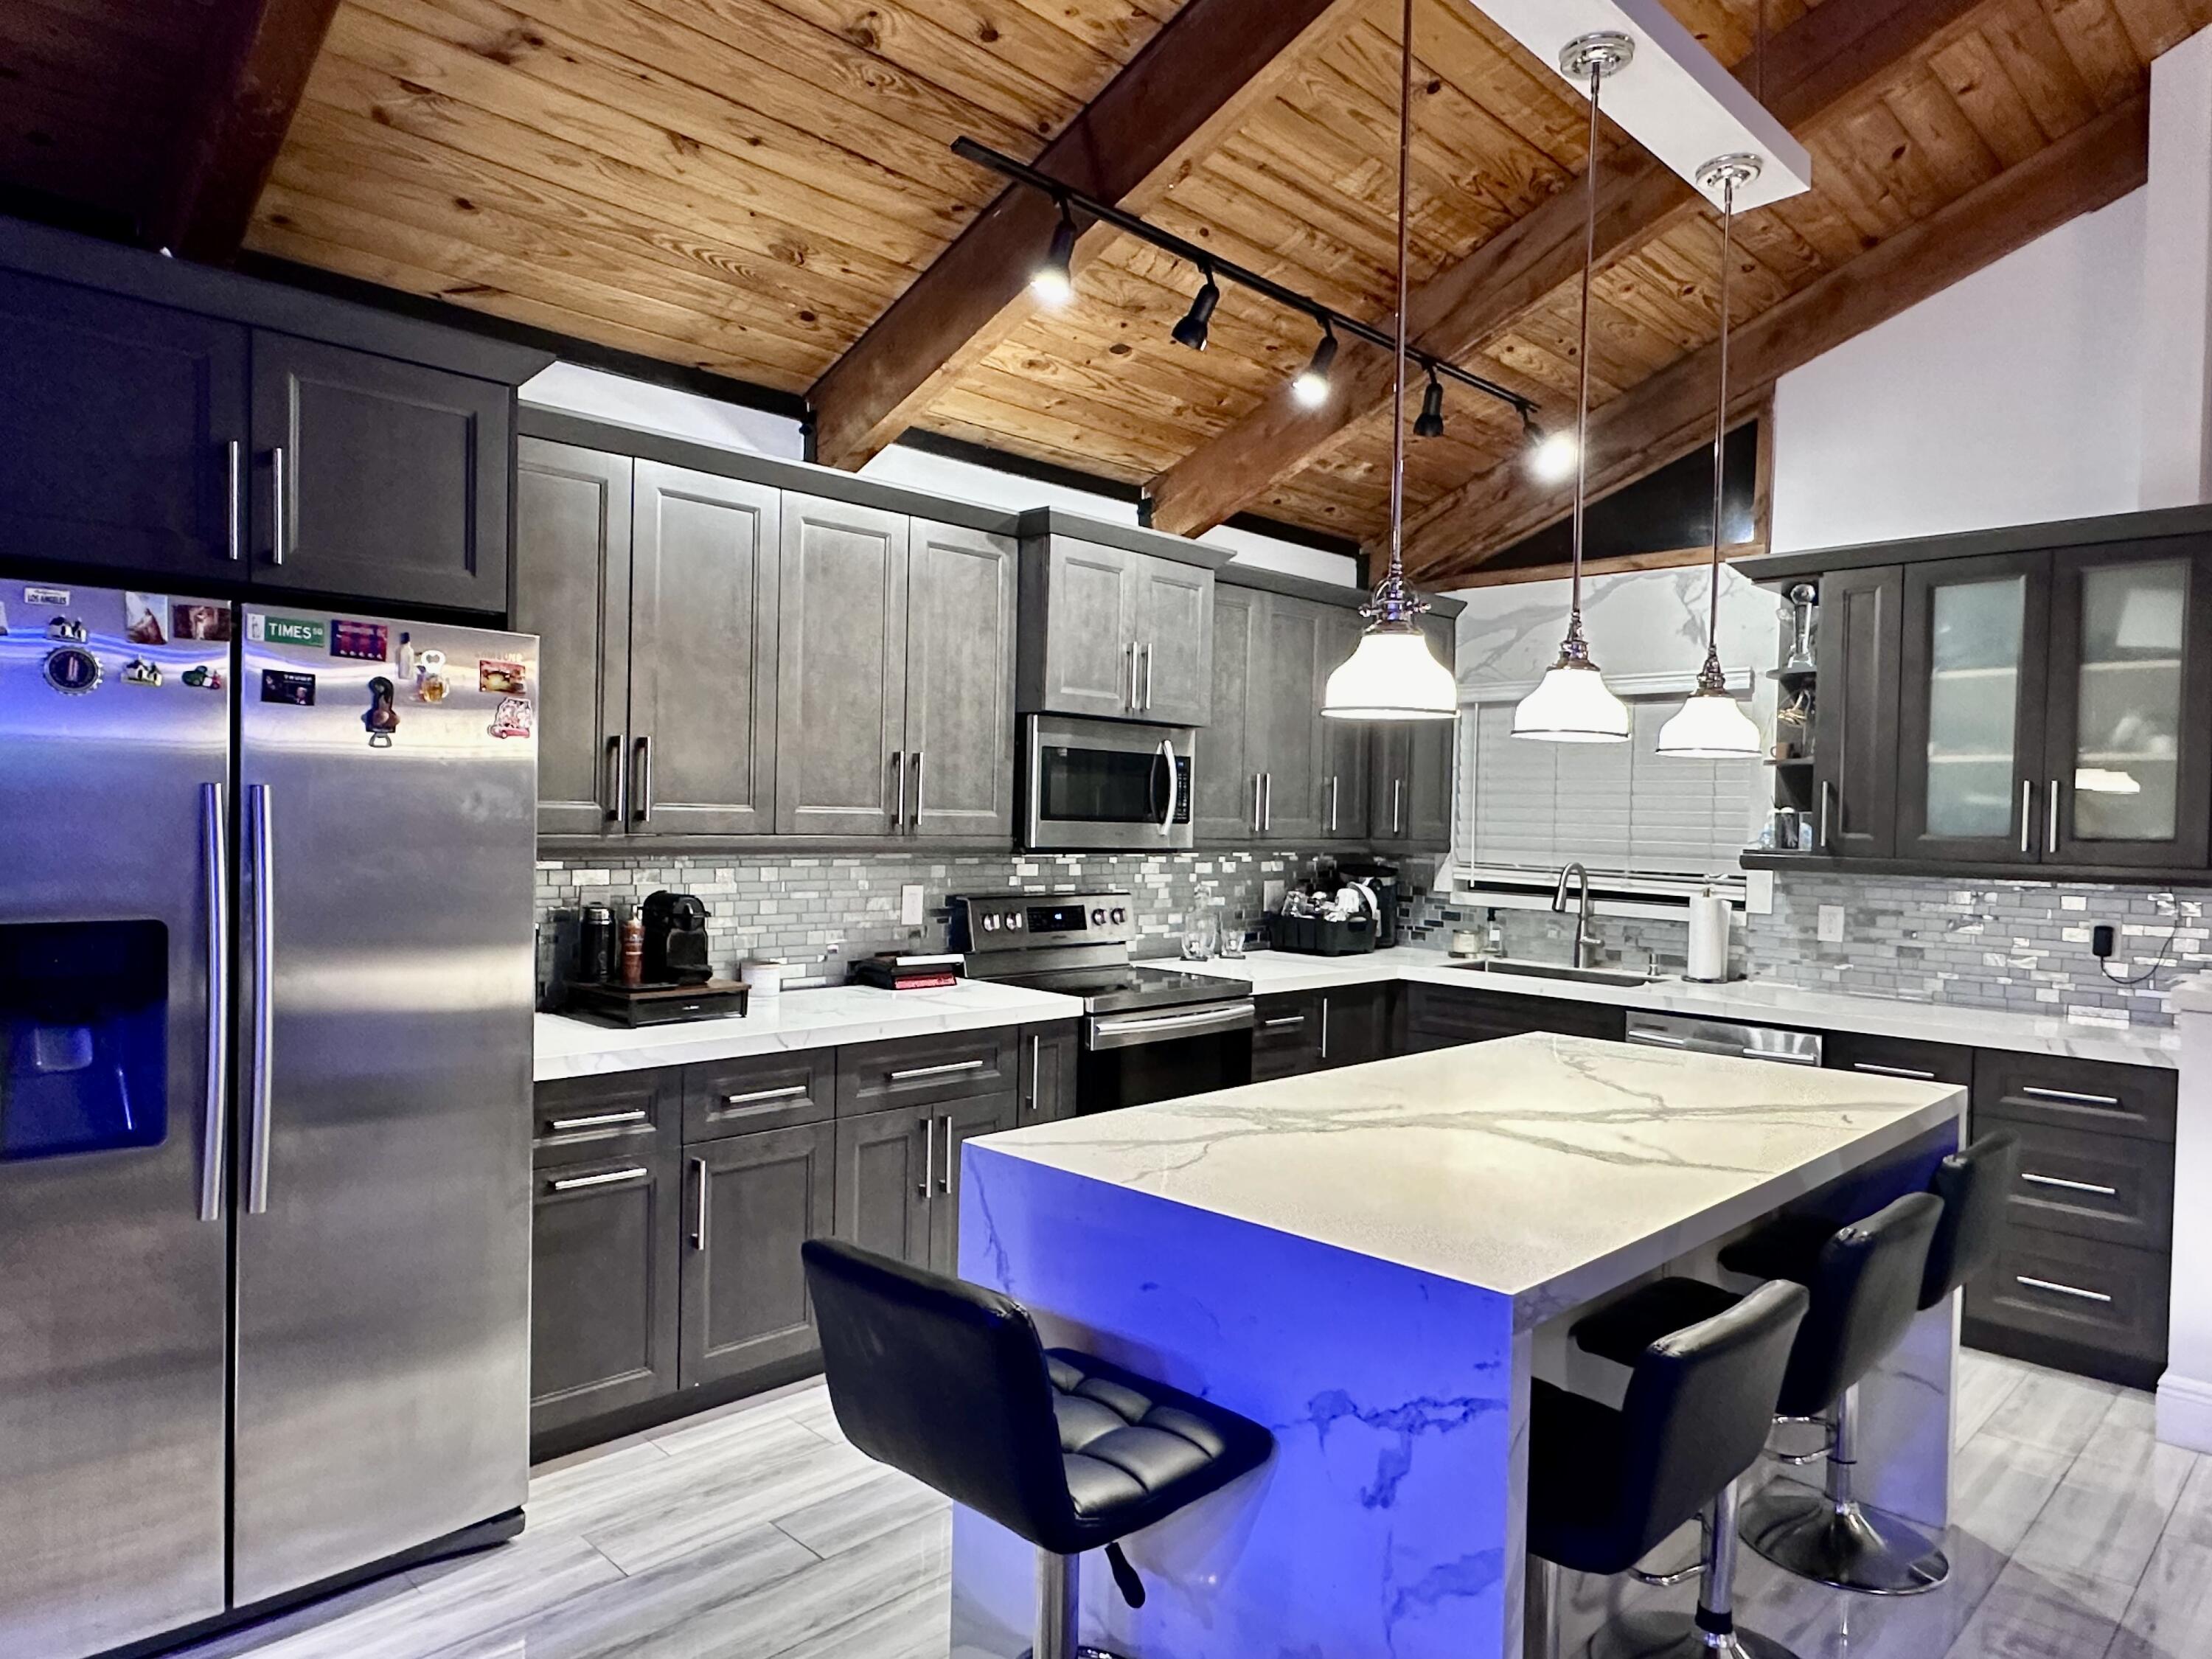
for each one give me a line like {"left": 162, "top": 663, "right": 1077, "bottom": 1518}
{"left": 0, "top": 273, "right": 247, "bottom": 578}
{"left": 1134, "top": 556, "right": 1213, "bottom": 725}
{"left": 1029, "top": 540, "right": 1138, "bottom": 717}
{"left": 1810, "top": 566, "right": 1903, "bottom": 858}
{"left": 1320, "top": 609, "right": 1371, "bottom": 839}
{"left": 834, "top": 1106, "right": 932, "bottom": 1268}
{"left": 776, "top": 495, "right": 909, "bottom": 835}
{"left": 515, "top": 440, "right": 632, "bottom": 835}
{"left": 933, "top": 1093, "right": 1018, "bottom": 1274}
{"left": 1256, "top": 595, "right": 1325, "bottom": 841}
{"left": 629, "top": 462, "right": 779, "bottom": 835}
{"left": 681, "top": 1124, "right": 833, "bottom": 1389}
{"left": 1253, "top": 992, "right": 1322, "bottom": 1081}
{"left": 2044, "top": 545, "right": 2212, "bottom": 867}
{"left": 252, "top": 333, "right": 508, "bottom": 611}
{"left": 530, "top": 1150, "right": 681, "bottom": 1436}
{"left": 906, "top": 521, "right": 1017, "bottom": 839}
{"left": 1318, "top": 984, "right": 1393, "bottom": 1068}
{"left": 1018, "top": 1023, "right": 1080, "bottom": 1125}
{"left": 1196, "top": 585, "right": 1258, "bottom": 843}
{"left": 1896, "top": 553, "right": 2049, "bottom": 863}
{"left": 1405, "top": 618, "right": 1456, "bottom": 848}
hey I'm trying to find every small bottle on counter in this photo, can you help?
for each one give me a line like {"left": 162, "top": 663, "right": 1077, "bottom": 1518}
{"left": 619, "top": 913, "right": 645, "bottom": 987}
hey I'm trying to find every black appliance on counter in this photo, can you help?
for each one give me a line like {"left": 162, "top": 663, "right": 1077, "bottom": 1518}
{"left": 953, "top": 890, "right": 1253, "bottom": 1113}
{"left": 1335, "top": 859, "right": 1402, "bottom": 948}
{"left": 639, "top": 890, "right": 713, "bottom": 985}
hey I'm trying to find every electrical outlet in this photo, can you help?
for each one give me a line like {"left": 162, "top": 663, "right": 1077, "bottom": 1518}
{"left": 1818, "top": 904, "right": 1846, "bottom": 944}
{"left": 900, "top": 883, "right": 925, "bottom": 927}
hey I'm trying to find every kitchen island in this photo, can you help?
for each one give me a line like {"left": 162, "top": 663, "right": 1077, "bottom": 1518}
{"left": 950, "top": 1032, "right": 1966, "bottom": 1659}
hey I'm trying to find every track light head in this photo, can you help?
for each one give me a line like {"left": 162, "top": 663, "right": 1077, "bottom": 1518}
{"left": 1029, "top": 201, "right": 1076, "bottom": 307}
{"left": 1413, "top": 369, "right": 1445, "bottom": 438}
{"left": 1172, "top": 271, "right": 1220, "bottom": 352}
{"left": 1291, "top": 323, "right": 1338, "bottom": 408}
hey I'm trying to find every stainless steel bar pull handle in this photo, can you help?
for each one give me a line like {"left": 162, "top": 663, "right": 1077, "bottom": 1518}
{"left": 918, "top": 1116, "right": 933, "bottom": 1198}
{"left": 2016, "top": 1274, "right": 2111, "bottom": 1304}
{"left": 1252, "top": 773, "right": 1262, "bottom": 834}
{"left": 549, "top": 1167, "right": 650, "bottom": 1192}
{"left": 633, "top": 737, "right": 653, "bottom": 824}
{"left": 1853, "top": 1062, "right": 1937, "bottom": 1081}
{"left": 2021, "top": 1085, "right": 2124, "bottom": 1108}
{"left": 268, "top": 445, "right": 286, "bottom": 565}
{"left": 2046, "top": 778, "right": 2061, "bottom": 854}
{"left": 201, "top": 783, "right": 230, "bottom": 1222}
{"left": 724, "top": 1085, "right": 809, "bottom": 1107}
{"left": 605, "top": 735, "right": 625, "bottom": 821}
{"left": 1026, "top": 1034, "right": 1040, "bottom": 1113}
{"left": 226, "top": 440, "right": 243, "bottom": 561}
{"left": 1819, "top": 779, "right": 1833, "bottom": 851}
{"left": 246, "top": 784, "right": 275, "bottom": 1215}
{"left": 891, "top": 751, "right": 906, "bottom": 830}
{"left": 1262, "top": 771, "right": 1273, "bottom": 832}
{"left": 2021, "top": 1172, "right": 2119, "bottom": 1197}
{"left": 549, "top": 1109, "right": 649, "bottom": 1131}
{"left": 936, "top": 1115, "right": 951, "bottom": 1195}
{"left": 2019, "top": 779, "right": 2034, "bottom": 854}
{"left": 911, "top": 749, "right": 924, "bottom": 832}
{"left": 1319, "top": 996, "right": 1329, "bottom": 1060}
{"left": 691, "top": 1158, "right": 709, "bottom": 1251}
{"left": 1392, "top": 779, "right": 1404, "bottom": 835}
{"left": 1329, "top": 776, "right": 1339, "bottom": 834}
{"left": 1140, "top": 643, "right": 1153, "bottom": 712}
{"left": 891, "top": 1058, "right": 985, "bottom": 1081}
{"left": 1127, "top": 644, "right": 1139, "bottom": 711}
{"left": 1262, "top": 1015, "right": 1307, "bottom": 1029}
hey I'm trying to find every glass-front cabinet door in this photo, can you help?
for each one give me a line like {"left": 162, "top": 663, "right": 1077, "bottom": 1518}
{"left": 2042, "top": 545, "right": 2212, "bottom": 867}
{"left": 1896, "top": 552, "right": 2051, "bottom": 862}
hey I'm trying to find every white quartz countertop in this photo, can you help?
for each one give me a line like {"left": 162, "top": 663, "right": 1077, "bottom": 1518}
{"left": 1170, "top": 947, "right": 2178, "bottom": 1069}
{"left": 978, "top": 1032, "right": 1965, "bottom": 1321}
{"left": 534, "top": 979, "right": 1085, "bottom": 1082}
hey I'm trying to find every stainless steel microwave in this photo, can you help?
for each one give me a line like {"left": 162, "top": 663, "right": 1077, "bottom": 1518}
{"left": 1023, "top": 714, "right": 1194, "bottom": 852}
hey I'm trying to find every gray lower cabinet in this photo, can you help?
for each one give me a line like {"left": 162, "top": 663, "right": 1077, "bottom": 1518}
{"left": 1253, "top": 984, "right": 1394, "bottom": 1079}
{"left": 833, "top": 1104, "right": 933, "bottom": 1267}
{"left": 1402, "top": 984, "right": 1625, "bottom": 1049}
{"left": 530, "top": 1147, "right": 684, "bottom": 1437}
{"left": 681, "top": 1121, "right": 835, "bottom": 1389}
{"left": 251, "top": 331, "right": 510, "bottom": 613}
{"left": 936, "top": 1093, "right": 1020, "bottom": 1269}
{"left": 1018, "top": 1021, "right": 1080, "bottom": 1125}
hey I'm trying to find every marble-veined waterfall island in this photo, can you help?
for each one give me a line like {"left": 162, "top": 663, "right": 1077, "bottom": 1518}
{"left": 949, "top": 1034, "right": 1966, "bottom": 1658}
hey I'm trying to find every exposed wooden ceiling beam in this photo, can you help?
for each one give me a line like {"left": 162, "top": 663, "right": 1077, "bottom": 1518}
{"left": 805, "top": 0, "right": 1368, "bottom": 471}
{"left": 1407, "top": 91, "right": 2150, "bottom": 584}
{"left": 1142, "top": 0, "right": 1998, "bottom": 539}
{"left": 153, "top": 0, "right": 343, "bottom": 259}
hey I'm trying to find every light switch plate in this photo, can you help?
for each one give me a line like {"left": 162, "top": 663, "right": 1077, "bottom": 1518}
{"left": 900, "top": 883, "right": 925, "bottom": 927}
{"left": 1818, "top": 904, "right": 1846, "bottom": 944}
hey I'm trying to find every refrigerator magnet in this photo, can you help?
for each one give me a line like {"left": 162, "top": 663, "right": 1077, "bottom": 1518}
{"left": 46, "top": 615, "right": 87, "bottom": 643}
{"left": 249, "top": 614, "right": 327, "bottom": 651}
{"left": 330, "top": 619, "right": 391, "bottom": 662}
{"left": 260, "top": 669, "right": 317, "bottom": 706}
{"left": 44, "top": 646, "right": 100, "bottom": 694}
{"left": 171, "top": 602, "right": 232, "bottom": 642}
{"left": 479, "top": 659, "right": 526, "bottom": 695}
{"left": 23, "top": 585, "right": 69, "bottom": 608}
{"left": 122, "top": 657, "right": 163, "bottom": 687}
{"left": 489, "top": 696, "right": 534, "bottom": 740}
{"left": 364, "top": 678, "right": 400, "bottom": 748}
{"left": 182, "top": 664, "right": 225, "bottom": 691}
{"left": 124, "top": 593, "right": 169, "bottom": 645}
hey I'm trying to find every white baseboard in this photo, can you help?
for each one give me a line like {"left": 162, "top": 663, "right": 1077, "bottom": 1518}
{"left": 2157, "top": 1372, "right": 2212, "bottom": 1451}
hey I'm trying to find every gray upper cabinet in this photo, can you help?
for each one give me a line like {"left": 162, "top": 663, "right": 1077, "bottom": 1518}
{"left": 515, "top": 439, "right": 632, "bottom": 836}
{"left": 1023, "top": 538, "right": 1141, "bottom": 718}
{"left": 630, "top": 462, "right": 781, "bottom": 837}
{"left": 905, "top": 521, "right": 1019, "bottom": 840}
{"left": 250, "top": 332, "right": 511, "bottom": 613}
{"left": 1134, "top": 557, "right": 1214, "bottom": 725}
{"left": 1369, "top": 616, "right": 1457, "bottom": 851}
{"left": 1196, "top": 585, "right": 1259, "bottom": 843}
{"left": 1321, "top": 608, "right": 1371, "bottom": 838}
{"left": 1254, "top": 596, "right": 1326, "bottom": 841}
{"left": 775, "top": 495, "right": 911, "bottom": 836}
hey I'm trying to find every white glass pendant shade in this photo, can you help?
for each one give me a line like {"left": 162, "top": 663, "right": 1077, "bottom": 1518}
{"left": 1514, "top": 656, "right": 1630, "bottom": 742}
{"left": 1321, "top": 623, "right": 1456, "bottom": 720}
{"left": 1655, "top": 684, "right": 1761, "bottom": 757}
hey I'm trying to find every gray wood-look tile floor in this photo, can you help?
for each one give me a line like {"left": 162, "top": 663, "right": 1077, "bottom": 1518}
{"left": 181, "top": 1352, "right": 2205, "bottom": 1659}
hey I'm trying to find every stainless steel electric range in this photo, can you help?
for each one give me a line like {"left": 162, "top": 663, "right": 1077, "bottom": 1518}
{"left": 951, "top": 890, "right": 1254, "bottom": 1114}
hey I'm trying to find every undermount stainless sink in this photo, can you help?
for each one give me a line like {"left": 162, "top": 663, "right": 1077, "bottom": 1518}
{"left": 1445, "top": 957, "right": 1660, "bottom": 987}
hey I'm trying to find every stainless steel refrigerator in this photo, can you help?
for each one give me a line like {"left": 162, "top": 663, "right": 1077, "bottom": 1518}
{"left": 0, "top": 580, "right": 538, "bottom": 1659}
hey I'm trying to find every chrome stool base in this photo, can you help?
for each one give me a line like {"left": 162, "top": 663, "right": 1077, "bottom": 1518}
{"left": 1738, "top": 1485, "right": 1947, "bottom": 1597}
{"left": 1590, "top": 1611, "right": 1802, "bottom": 1659}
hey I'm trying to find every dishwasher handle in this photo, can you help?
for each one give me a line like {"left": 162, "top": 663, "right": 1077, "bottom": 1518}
{"left": 1625, "top": 1015, "right": 1822, "bottom": 1068}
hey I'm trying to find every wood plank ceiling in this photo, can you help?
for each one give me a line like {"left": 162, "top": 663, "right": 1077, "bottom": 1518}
{"left": 0, "top": 0, "right": 2191, "bottom": 576}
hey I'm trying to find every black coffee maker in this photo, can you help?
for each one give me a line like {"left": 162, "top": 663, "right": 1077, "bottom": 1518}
{"left": 1335, "top": 859, "right": 1402, "bottom": 948}
{"left": 639, "top": 891, "right": 713, "bottom": 985}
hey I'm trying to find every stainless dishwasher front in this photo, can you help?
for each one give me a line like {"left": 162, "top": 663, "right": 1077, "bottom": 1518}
{"left": 1624, "top": 1011, "right": 1823, "bottom": 1068}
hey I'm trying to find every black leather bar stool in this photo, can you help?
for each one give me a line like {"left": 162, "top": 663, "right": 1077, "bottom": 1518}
{"left": 1528, "top": 1279, "right": 1809, "bottom": 1659}
{"left": 1720, "top": 1132, "right": 2017, "bottom": 1596}
{"left": 801, "top": 1239, "right": 1273, "bottom": 1659}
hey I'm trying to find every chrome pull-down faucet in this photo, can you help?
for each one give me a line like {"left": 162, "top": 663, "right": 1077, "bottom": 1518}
{"left": 1552, "top": 862, "right": 1602, "bottom": 970}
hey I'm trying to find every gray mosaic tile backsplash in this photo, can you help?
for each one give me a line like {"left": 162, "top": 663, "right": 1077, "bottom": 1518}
{"left": 535, "top": 848, "right": 1337, "bottom": 1002}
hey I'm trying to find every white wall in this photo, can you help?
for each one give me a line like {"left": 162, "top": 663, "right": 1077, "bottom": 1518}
{"left": 1770, "top": 186, "right": 2149, "bottom": 553}
{"left": 518, "top": 362, "right": 1357, "bottom": 585}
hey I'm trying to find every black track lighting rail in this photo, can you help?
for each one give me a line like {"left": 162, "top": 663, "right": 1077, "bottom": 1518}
{"left": 953, "top": 137, "right": 1543, "bottom": 426}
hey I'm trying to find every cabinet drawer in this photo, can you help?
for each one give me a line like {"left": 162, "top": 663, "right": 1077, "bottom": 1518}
{"left": 684, "top": 1051, "right": 834, "bottom": 1141}
{"left": 838, "top": 1028, "right": 1018, "bottom": 1116}
{"left": 1963, "top": 1224, "right": 2168, "bottom": 1371}
{"left": 1972, "top": 1110, "right": 2174, "bottom": 1251}
{"left": 533, "top": 1070, "right": 678, "bottom": 1167}
{"left": 1253, "top": 992, "right": 1321, "bottom": 1082}
{"left": 1972, "top": 1051, "right": 2176, "bottom": 1142}
{"left": 1821, "top": 1030, "right": 1973, "bottom": 1088}
{"left": 1403, "top": 984, "right": 1625, "bottom": 1051}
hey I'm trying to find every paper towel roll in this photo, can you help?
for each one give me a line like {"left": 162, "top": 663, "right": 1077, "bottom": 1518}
{"left": 1686, "top": 888, "right": 1731, "bottom": 982}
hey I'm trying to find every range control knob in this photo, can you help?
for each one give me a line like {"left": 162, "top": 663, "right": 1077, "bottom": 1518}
{"left": 1110, "top": 907, "right": 1127, "bottom": 925}
{"left": 1091, "top": 907, "right": 1107, "bottom": 926}
{"left": 1007, "top": 911, "right": 1025, "bottom": 931}
{"left": 981, "top": 914, "right": 1001, "bottom": 932}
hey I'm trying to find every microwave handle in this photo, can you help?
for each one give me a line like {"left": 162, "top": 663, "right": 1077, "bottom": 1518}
{"left": 1157, "top": 737, "right": 1178, "bottom": 833}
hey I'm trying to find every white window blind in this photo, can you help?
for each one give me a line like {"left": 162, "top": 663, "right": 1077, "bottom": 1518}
{"left": 1465, "top": 699, "right": 1757, "bottom": 878}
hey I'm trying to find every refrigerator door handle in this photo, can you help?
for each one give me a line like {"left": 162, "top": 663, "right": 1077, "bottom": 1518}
{"left": 246, "top": 783, "right": 275, "bottom": 1214}
{"left": 201, "top": 782, "right": 230, "bottom": 1222}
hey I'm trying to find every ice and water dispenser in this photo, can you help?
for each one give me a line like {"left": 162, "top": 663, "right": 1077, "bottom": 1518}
{"left": 1, "top": 919, "right": 167, "bottom": 1160}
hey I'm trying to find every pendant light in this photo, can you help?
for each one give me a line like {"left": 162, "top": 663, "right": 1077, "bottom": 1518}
{"left": 1658, "top": 155, "right": 1765, "bottom": 759}
{"left": 1321, "top": 0, "right": 1455, "bottom": 722}
{"left": 1512, "top": 35, "right": 1634, "bottom": 744}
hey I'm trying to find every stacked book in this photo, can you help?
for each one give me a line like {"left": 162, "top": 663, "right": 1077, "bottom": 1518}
{"left": 848, "top": 952, "right": 965, "bottom": 991}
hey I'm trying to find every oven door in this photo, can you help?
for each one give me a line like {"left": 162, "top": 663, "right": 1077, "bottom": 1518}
{"left": 1025, "top": 715, "right": 1194, "bottom": 852}
{"left": 1079, "top": 1000, "right": 1255, "bottom": 1114}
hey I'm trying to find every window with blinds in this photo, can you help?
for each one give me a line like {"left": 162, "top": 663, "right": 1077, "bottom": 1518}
{"left": 1461, "top": 699, "right": 1759, "bottom": 879}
